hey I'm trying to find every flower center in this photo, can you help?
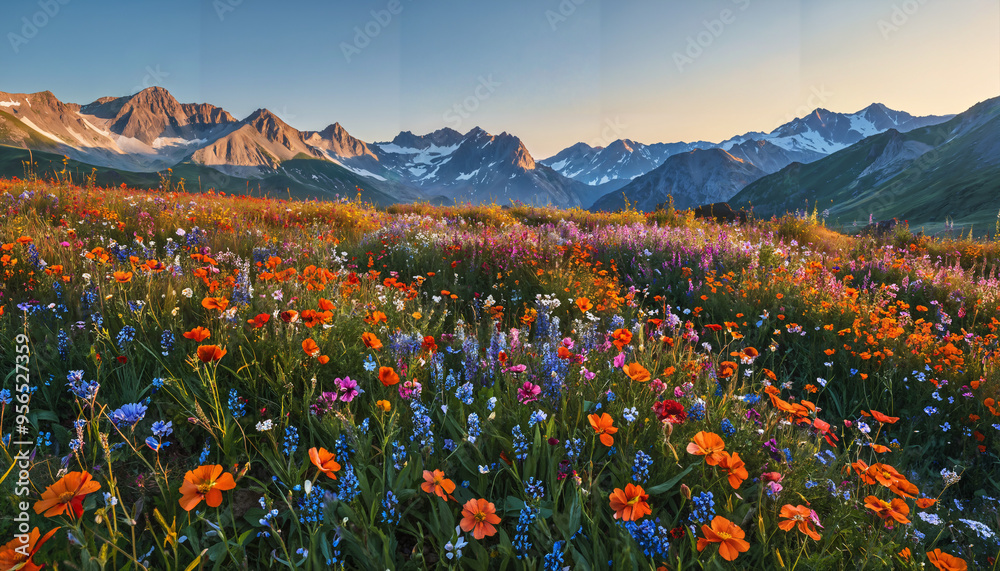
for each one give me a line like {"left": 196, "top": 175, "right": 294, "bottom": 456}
{"left": 474, "top": 512, "right": 486, "bottom": 523}
{"left": 197, "top": 481, "right": 215, "bottom": 495}
{"left": 59, "top": 491, "right": 76, "bottom": 504}
{"left": 627, "top": 496, "right": 641, "bottom": 506}
{"left": 717, "top": 531, "right": 732, "bottom": 541}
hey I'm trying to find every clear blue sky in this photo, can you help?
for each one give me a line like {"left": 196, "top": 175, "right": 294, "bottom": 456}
{"left": 2, "top": 0, "right": 998, "bottom": 157}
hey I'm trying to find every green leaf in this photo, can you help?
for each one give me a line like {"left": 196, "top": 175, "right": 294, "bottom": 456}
{"left": 646, "top": 463, "right": 696, "bottom": 495}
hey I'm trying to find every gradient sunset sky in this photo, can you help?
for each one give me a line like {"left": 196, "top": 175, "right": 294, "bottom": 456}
{"left": 2, "top": 0, "right": 998, "bottom": 157}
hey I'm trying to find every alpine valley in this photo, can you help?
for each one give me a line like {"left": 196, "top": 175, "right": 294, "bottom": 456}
{"left": 3, "top": 85, "right": 996, "bottom": 229}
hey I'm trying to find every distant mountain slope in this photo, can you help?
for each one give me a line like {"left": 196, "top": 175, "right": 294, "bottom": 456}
{"left": 730, "top": 96, "right": 1000, "bottom": 232}
{"left": 591, "top": 148, "right": 766, "bottom": 211}
{"left": 0, "top": 145, "right": 405, "bottom": 205}
{"left": 541, "top": 139, "right": 713, "bottom": 185}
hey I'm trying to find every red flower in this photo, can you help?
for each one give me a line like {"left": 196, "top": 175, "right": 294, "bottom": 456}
{"left": 652, "top": 399, "right": 687, "bottom": 424}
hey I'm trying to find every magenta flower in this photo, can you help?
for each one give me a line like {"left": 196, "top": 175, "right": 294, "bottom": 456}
{"left": 613, "top": 352, "right": 626, "bottom": 369}
{"left": 335, "top": 377, "right": 359, "bottom": 403}
{"left": 517, "top": 381, "right": 541, "bottom": 404}
{"left": 398, "top": 379, "right": 421, "bottom": 400}
{"left": 506, "top": 364, "right": 527, "bottom": 373}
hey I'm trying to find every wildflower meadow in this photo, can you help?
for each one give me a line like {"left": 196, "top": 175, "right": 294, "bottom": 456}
{"left": 1, "top": 174, "right": 999, "bottom": 570}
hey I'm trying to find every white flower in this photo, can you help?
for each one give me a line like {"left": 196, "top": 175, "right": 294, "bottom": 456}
{"left": 181, "top": 288, "right": 193, "bottom": 298}
{"left": 82, "top": 273, "right": 92, "bottom": 285}
{"left": 176, "top": 228, "right": 186, "bottom": 237}
{"left": 256, "top": 420, "right": 274, "bottom": 432}
{"left": 478, "top": 465, "right": 490, "bottom": 474}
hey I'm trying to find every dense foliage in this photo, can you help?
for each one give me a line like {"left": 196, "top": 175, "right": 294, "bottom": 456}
{"left": 1, "top": 176, "right": 999, "bottom": 570}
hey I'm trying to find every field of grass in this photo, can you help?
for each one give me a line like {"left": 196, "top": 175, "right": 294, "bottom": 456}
{"left": 1, "top": 176, "right": 999, "bottom": 570}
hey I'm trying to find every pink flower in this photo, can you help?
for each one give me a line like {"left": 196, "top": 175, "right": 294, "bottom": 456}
{"left": 517, "top": 381, "right": 541, "bottom": 404}
{"left": 581, "top": 367, "right": 597, "bottom": 381}
{"left": 674, "top": 385, "right": 686, "bottom": 398}
{"left": 335, "top": 377, "right": 359, "bottom": 403}
{"left": 506, "top": 364, "right": 527, "bottom": 373}
{"left": 613, "top": 353, "right": 626, "bottom": 369}
{"left": 649, "top": 379, "right": 666, "bottom": 393}
{"left": 562, "top": 338, "right": 574, "bottom": 349}
{"left": 399, "top": 379, "right": 422, "bottom": 400}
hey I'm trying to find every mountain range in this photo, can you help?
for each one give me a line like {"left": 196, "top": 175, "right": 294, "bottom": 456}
{"left": 730, "top": 96, "right": 1000, "bottom": 233}
{"left": 0, "top": 86, "right": 982, "bottom": 221}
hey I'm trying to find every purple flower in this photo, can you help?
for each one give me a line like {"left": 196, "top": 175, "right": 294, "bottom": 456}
{"left": 311, "top": 391, "right": 338, "bottom": 415}
{"left": 336, "top": 377, "right": 359, "bottom": 403}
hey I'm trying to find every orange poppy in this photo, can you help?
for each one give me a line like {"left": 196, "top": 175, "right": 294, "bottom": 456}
{"left": 376, "top": 400, "right": 391, "bottom": 412}
{"left": 459, "top": 498, "right": 501, "bottom": 540}
{"left": 576, "top": 297, "right": 593, "bottom": 312}
{"left": 926, "top": 549, "right": 967, "bottom": 571}
{"left": 379, "top": 366, "right": 400, "bottom": 386}
{"left": 113, "top": 271, "right": 132, "bottom": 283}
{"left": 178, "top": 465, "right": 236, "bottom": 512}
{"left": 697, "top": 516, "right": 750, "bottom": 561}
{"left": 318, "top": 355, "right": 330, "bottom": 364}
{"left": 778, "top": 504, "right": 821, "bottom": 540}
{"left": 182, "top": 327, "right": 211, "bottom": 342}
{"left": 868, "top": 410, "right": 899, "bottom": 424}
{"left": 196, "top": 345, "right": 227, "bottom": 362}
{"left": 898, "top": 547, "right": 911, "bottom": 561}
{"left": 33, "top": 471, "right": 101, "bottom": 518}
{"left": 623, "top": 362, "right": 651, "bottom": 382}
{"left": 365, "top": 310, "right": 387, "bottom": 325}
{"left": 611, "top": 328, "right": 632, "bottom": 349}
{"left": 588, "top": 413, "right": 618, "bottom": 446}
{"left": 302, "top": 338, "right": 320, "bottom": 357}
{"left": 717, "top": 361, "right": 738, "bottom": 379}
{"left": 864, "top": 495, "right": 910, "bottom": 527}
{"left": 420, "top": 469, "right": 456, "bottom": 501}
{"left": 916, "top": 498, "right": 937, "bottom": 509}
{"left": 717, "top": 451, "right": 748, "bottom": 489}
{"left": 608, "top": 483, "right": 651, "bottom": 521}
{"left": 248, "top": 313, "right": 270, "bottom": 328}
{"left": 0, "top": 527, "right": 58, "bottom": 571}
{"left": 308, "top": 447, "right": 341, "bottom": 480}
{"left": 361, "top": 332, "right": 382, "bottom": 350}
{"left": 201, "top": 297, "right": 229, "bottom": 311}
{"left": 318, "top": 298, "right": 335, "bottom": 311}
{"left": 280, "top": 310, "right": 299, "bottom": 323}
{"left": 686, "top": 431, "right": 726, "bottom": 466}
